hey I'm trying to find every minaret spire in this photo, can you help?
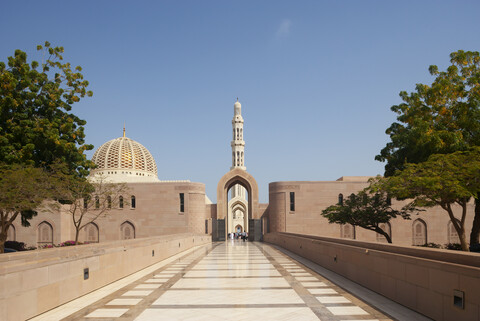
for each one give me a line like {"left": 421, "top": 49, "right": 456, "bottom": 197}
{"left": 230, "top": 99, "right": 245, "bottom": 170}
{"left": 123, "top": 122, "right": 126, "bottom": 137}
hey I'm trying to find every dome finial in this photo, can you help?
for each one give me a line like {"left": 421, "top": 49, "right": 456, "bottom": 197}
{"left": 123, "top": 122, "right": 126, "bottom": 137}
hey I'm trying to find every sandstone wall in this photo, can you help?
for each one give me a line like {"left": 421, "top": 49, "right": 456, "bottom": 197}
{"left": 267, "top": 179, "right": 475, "bottom": 246}
{"left": 0, "top": 234, "right": 211, "bottom": 321}
{"left": 265, "top": 232, "right": 480, "bottom": 321}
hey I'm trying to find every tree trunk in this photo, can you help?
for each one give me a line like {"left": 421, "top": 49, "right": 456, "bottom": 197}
{"left": 0, "top": 233, "right": 7, "bottom": 253}
{"left": 469, "top": 197, "right": 480, "bottom": 246}
{"left": 446, "top": 204, "right": 469, "bottom": 251}
{"left": 459, "top": 229, "right": 470, "bottom": 251}
{"left": 374, "top": 226, "right": 392, "bottom": 243}
{"left": 75, "top": 228, "right": 80, "bottom": 245}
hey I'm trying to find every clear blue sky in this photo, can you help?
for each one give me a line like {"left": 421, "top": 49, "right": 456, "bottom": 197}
{"left": 1, "top": 1, "right": 479, "bottom": 202}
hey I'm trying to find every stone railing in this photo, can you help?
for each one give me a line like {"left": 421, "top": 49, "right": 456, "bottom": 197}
{"left": 0, "top": 233, "right": 211, "bottom": 321}
{"left": 264, "top": 232, "right": 480, "bottom": 321}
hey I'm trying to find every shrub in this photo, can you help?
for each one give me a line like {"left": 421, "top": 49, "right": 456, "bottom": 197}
{"left": 417, "top": 242, "right": 442, "bottom": 248}
{"left": 59, "top": 240, "right": 77, "bottom": 247}
{"left": 4, "top": 241, "right": 26, "bottom": 251}
{"left": 444, "top": 243, "right": 462, "bottom": 251}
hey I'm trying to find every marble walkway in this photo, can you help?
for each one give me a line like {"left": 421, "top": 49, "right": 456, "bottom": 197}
{"left": 32, "top": 241, "right": 431, "bottom": 321}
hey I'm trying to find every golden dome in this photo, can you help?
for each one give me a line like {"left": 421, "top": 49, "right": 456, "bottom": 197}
{"left": 91, "top": 136, "right": 158, "bottom": 182}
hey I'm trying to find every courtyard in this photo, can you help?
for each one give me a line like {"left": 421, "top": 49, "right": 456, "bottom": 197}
{"left": 31, "top": 241, "right": 428, "bottom": 321}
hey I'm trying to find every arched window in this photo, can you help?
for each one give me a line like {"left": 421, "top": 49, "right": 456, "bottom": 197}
{"left": 107, "top": 196, "right": 112, "bottom": 208}
{"left": 83, "top": 197, "right": 89, "bottom": 209}
{"left": 131, "top": 195, "right": 136, "bottom": 209}
{"left": 236, "top": 128, "right": 239, "bottom": 139}
{"left": 37, "top": 221, "right": 53, "bottom": 246}
{"left": 84, "top": 223, "right": 99, "bottom": 243}
{"left": 95, "top": 196, "right": 100, "bottom": 209}
{"left": 121, "top": 221, "right": 135, "bottom": 240}
{"left": 376, "top": 222, "right": 391, "bottom": 243}
{"left": 233, "top": 129, "right": 235, "bottom": 140}
{"left": 7, "top": 225, "right": 15, "bottom": 241}
{"left": 338, "top": 194, "right": 343, "bottom": 205}
{"left": 119, "top": 196, "right": 124, "bottom": 209}
{"left": 240, "top": 128, "right": 243, "bottom": 139}
{"left": 412, "top": 219, "right": 427, "bottom": 246}
{"left": 448, "top": 220, "right": 460, "bottom": 244}
{"left": 341, "top": 224, "right": 355, "bottom": 239}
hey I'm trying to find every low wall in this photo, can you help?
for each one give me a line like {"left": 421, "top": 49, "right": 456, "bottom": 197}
{"left": 0, "top": 233, "right": 211, "bottom": 321}
{"left": 264, "top": 232, "right": 480, "bottom": 321}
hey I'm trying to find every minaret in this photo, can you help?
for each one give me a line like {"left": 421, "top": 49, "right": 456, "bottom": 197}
{"left": 231, "top": 98, "right": 246, "bottom": 171}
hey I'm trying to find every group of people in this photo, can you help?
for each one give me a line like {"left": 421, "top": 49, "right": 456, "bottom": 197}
{"left": 229, "top": 232, "right": 248, "bottom": 241}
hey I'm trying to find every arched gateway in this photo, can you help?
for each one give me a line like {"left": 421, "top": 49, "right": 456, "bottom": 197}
{"left": 215, "top": 168, "right": 262, "bottom": 241}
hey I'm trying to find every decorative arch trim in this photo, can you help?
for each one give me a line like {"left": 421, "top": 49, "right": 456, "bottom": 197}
{"left": 217, "top": 168, "right": 259, "bottom": 220}
{"left": 412, "top": 219, "right": 427, "bottom": 245}
{"left": 120, "top": 220, "right": 136, "bottom": 240}
{"left": 37, "top": 221, "right": 54, "bottom": 245}
{"left": 84, "top": 222, "right": 100, "bottom": 243}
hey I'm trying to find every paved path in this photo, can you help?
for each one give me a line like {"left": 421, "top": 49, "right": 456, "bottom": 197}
{"left": 33, "top": 241, "right": 431, "bottom": 321}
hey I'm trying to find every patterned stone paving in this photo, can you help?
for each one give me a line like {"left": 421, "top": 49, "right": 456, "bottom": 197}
{"left": 40, "top": 241, "right": 395, "bottom": 321}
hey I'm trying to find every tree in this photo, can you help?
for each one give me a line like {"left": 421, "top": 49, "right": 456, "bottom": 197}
{"left": 375, "top": 149, "right": 480, "bottom": 251}
{"left": 59, "top": 174, "right": 129, "bottom": 244}
{"left": 321, "top": 190, "right": 412, "bottom": 243}
{"left": 375, "top": 50, "right": 480, "bottom": 245}
{"left": 0, "top": 164, "right": 58, "bottom": 253}
{"left": 0, "top": 42, "right": 94, "bottom": 242}
{"left": 0, "top": 41, "right": 94, "bottom": 177}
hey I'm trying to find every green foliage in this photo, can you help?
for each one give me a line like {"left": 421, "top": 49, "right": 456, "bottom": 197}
{"left": 0, "top": 164, "right": 60, "bottom": 252}
{"left": 376, "top": 50, "right": 480, "bottom": 246}
{"left": 59, "top": 174, "right": 129, "bottom": 244}
{"left": 4, "top": 240, "right": 26, "bottom": 251}
{"left": 0, "top": 164, "right": 55, "bottom": 218}
{"left": 376, "top": 149, "right": 480, "bottom": 208}
{"left": 376, "top": 50, "right": 480, "bottom": 176}
{"left": 445, "top": 243, "right": 462, "bottom": 251}
{"left": 321, "top": 190, "right": 411, "bottom": 243}
{"left": 373, "top": 148, "right": 480, "bottom": 251}
{"left": 0, "top": 41, "right": 94, "bottom": 177}
{"left": 416, "top": 242, "right": 442, "bottom": 249}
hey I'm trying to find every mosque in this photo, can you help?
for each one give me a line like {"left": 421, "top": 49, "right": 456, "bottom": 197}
{"left": 7, "top": 100, "right": 474, "bottom": 248}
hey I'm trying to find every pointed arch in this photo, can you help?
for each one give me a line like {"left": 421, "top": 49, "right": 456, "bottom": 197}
{"left": 412, "top": 219, "right": 427, "bottom": 245}
{"left": 376, "top": 222, "right": 391, "bottom": 243}
{"left": 338, "top": 193, "right": 343, "bottom": 205}
{"left": 131, "top": 195, "right": 136, "bottom": 209}
{"left": 119, "top": 195, "right": 124, "bottom": 209}
{"left": 84, "top": 222, "right": 99, "bottom": 243}
{"left": 37, "top": 221, "right": 53, "bottom": 246}
{"left": 217, "top": 168, "right": 259, "bottom": 220}
{"left": 121, "top": 221, "right": 135, "bottom": 240}
{"left": 341, "top": 224, "right": 355, "bottom": 239}
{"left": 448, "top": 220, "right": 460, "bottom": 244}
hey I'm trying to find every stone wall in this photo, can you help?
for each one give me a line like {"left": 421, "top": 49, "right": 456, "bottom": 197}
{"left": 0, "top": 234, "right": 211, "bottom": 321}
{"left": 267, "top": 179, "right": 474, "bottom": 246}
{"left": 11, "top": 181, "right": 208, "bottom": 247}
{"left": 265, "top": 232, "right": 480, "bottom": 321}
